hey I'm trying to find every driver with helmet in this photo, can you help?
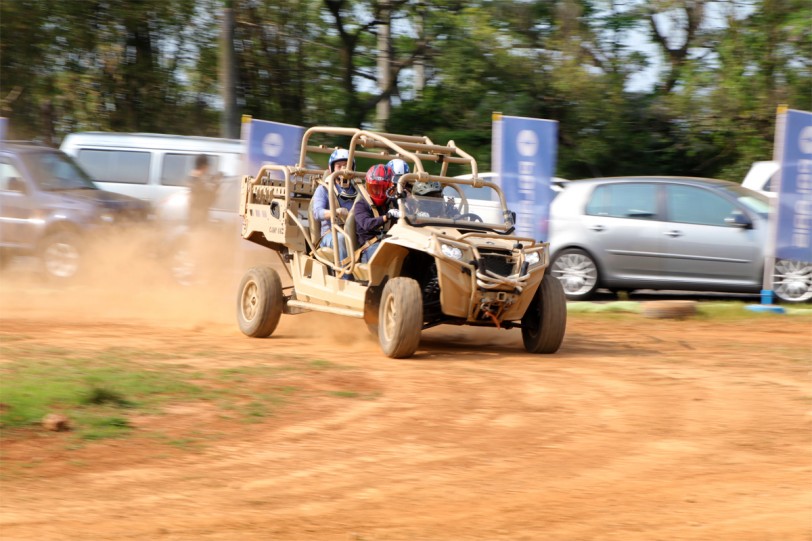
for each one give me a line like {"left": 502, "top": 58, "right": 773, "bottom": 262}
{"left": 355, "top": 164, "right": 399, "bottom": 263}
{"left": 312, "top": 148, "right": 356, "bottom": 267}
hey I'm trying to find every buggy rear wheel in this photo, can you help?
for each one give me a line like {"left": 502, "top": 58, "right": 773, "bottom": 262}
{"left": 237, "top": 266, "right": 283, "bottom": 338}
{"left": 378, "top": 277, "right": 422, "bottom": 358}
{"left": 521, "top": 272, "right": 567, "bottom": 354}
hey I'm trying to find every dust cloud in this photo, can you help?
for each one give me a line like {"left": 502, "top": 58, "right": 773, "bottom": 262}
{"left": 0, "top": 224, "right": 265, "bottom": 328}
{"left": 0, "top": 224, "right": 379, "bottom": 347}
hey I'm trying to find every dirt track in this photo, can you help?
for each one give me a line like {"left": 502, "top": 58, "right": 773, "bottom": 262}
{"left": 0, "top": 259, "right": 811, "bottom": 541}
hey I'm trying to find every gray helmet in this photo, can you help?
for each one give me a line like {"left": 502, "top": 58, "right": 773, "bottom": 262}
{"left": 412, "top": 180, "right": 442, "bottom": 195}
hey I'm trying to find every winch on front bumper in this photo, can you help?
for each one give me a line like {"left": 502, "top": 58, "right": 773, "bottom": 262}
{"left": 430, "top": 234, "right": 550, "bottom": 326}
{"left": 475, "top": 249, "right": 534, "bottom": 292}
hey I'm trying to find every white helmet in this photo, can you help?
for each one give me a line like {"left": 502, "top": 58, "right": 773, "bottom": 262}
{"left": 386, "top": 159, "right": 410, "bottom": 181}
{"left": 412, "top": 180, "right": 442, "bottom": 196}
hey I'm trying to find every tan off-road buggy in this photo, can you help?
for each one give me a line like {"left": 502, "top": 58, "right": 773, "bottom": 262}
{"left": 236, "top": 127, "right": 566, "bottom": 358}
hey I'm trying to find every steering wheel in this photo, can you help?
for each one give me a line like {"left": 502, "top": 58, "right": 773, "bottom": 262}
{"left": 456, "top": 212, "right": 483, "bottom": 223}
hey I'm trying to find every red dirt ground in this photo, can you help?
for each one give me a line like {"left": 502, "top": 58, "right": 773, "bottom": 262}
{"left": 0, "top": 252, "right": 810, "bottom": 541}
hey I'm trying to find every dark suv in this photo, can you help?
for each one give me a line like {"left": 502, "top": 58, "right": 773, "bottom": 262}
{"left": 0, "top": 142, "right": 150, "bottom": 280}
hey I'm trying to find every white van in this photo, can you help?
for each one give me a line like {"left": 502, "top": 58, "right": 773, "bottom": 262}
{"left": 742, "top": 160, "right": 780, "bottom": 198}
{"left": 59, "top": 132, "right": 247, "bottom": 211}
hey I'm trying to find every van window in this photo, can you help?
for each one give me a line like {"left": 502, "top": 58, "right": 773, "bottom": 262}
{"left": 76, "top": 150, "right": 151, "bottom": 184}
{"left": 161, "top": 153, "right": 221, "bottom": 187}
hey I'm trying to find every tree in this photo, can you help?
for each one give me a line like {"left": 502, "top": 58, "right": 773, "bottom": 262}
{"left": 1, "top": 0, "right": 808, "bottom": 183}
{"left": 1, "top": 0, "right": 221, "bottom": 141}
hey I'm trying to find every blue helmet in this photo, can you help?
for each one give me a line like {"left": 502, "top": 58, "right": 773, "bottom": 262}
{"left": 387, "top": 159, "right": 410, "bottom": 181}
{"left": 329, "top": 148, "right": 356, "bottom": 172}
{"left": 330, "top": 149, "right": 357, "bottom": 199}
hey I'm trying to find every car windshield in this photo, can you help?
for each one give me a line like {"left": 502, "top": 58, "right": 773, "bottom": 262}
{"left": 720, "top": 184, "right": 770, "bottom": 218}
{"left": 399, "top": 180, "right": 514, "bottom": 230}
{"left": 20, "top": 150, "right": 98, "bottom": 191}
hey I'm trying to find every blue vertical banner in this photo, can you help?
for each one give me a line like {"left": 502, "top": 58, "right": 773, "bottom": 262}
{"left": 0, "top": 117, "right": 8, "bottom": 141}
{"left": 242, "top": 117, "right": 305, "bottom": 176}
{"left": 774, "top": 108, "right": 812, "bottom": 262}
{"left": 492, "top": 113, "right": 558, "bottom": 241}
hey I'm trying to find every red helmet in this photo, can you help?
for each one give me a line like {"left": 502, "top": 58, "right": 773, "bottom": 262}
{"left": 365, "top": 164, "right": 393, "bottom": 206}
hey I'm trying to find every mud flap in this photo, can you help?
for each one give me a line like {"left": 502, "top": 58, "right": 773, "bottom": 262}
{"left": 363, "top": 279, "right": 387, "bottom": 328}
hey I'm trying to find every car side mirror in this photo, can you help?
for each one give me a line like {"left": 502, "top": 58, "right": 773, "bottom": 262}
{"left": 6, "top": 176, "right": 27, "bottom": 194}
{"left": 725, "top": 212, "right": 752, "bottom": 229}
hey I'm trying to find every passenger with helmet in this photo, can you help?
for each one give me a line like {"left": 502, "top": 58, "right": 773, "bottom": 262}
{"left": 387, "top": 158, "right": 410, "bottom": 184}
{"left": 354, "top": 164, "right": 400, "bottom": 263}
{"left": 312, "top": 148, "right": 357, "bottom": 266}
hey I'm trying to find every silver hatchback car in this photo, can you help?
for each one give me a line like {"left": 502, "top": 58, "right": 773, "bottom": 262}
{"left": 548, "top": 176, "right": 811, "bottom": 303}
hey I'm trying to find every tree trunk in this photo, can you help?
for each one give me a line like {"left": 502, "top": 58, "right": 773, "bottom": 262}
{"left": 376, "top": 0, "right": 392, "bottom": 130}
{"left": 220, "top": 4, "right": 238, "bottom": 138}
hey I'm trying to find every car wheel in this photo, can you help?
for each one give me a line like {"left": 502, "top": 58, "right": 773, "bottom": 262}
{"left": 521, "top": 272, "right": 567, "bottom": 354}
{"left": 773, "top": 259, "right": 812, "bottom": 303}
{"left": 378, "top": 277, "right": 422, "bottom": 359}
{"left": 40, "top": 230, "right": 82, "bottom": 281}
{"left": 237, "top": 266, "right": 284, "bottom": 337}
{"left": 550, "top": 248, "right": 600, "bottom": 300}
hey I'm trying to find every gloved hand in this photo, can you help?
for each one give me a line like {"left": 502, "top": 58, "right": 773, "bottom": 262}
{"left": 387, "top": 209, "right": 400, "bottom": 219}
{"left": 335, "top": 207, "right": 349, "bottom": 221}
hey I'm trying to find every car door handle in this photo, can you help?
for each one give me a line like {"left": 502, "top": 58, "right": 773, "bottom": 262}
{"left": 665, "top": 230, "right": 683, "bottom": 237}
{"left": 589, "top": 225, "right": 605, "bottom": 232}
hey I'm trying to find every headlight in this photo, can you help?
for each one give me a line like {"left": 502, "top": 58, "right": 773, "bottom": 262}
{"left": 525, "top": 251, "right": 540, "bottom": 265}
{"left": 440, "top": 243, "right": 463, "bottom": 260}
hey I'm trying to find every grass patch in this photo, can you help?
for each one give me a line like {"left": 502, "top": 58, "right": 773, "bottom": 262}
{"left": 79, "top": 416, "right": 132, "bottom": 440}
{"left": 696, "top": 301, "right": 812, "bottom": 320}
{"left": 567, "top": 300, "right": 812, "bottom": 320}
{"left": 0, "top": 348, "right": 204, "bottom": 439}
{"left": 330, "top": 390, "right": 360, "bottom": 398}
{"left": 309, "top": 359, "right": 344, "bottom": 370}
{"left": 0, "top": 341, "right": 373, "bottom": 450}
{"left": 567, "top": 301, "right": 641, "bottom": 314}
{"left": 329, "top": 390, "right": 381, "bottom": 400}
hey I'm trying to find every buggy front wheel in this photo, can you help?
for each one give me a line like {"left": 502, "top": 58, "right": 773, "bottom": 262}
{"left": 521, "top": 272, "right": 567, "bottom": 354}
{"left": 378, "top": 277, "right": 422, "bottom": 358}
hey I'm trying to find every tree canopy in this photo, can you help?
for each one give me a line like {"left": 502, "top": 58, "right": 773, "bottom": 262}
{"left": 1, "top": 0, "right": 810, "bottom": 181}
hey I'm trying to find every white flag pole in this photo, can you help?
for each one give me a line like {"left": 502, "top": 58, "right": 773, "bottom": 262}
{"left": 491, "top": 112, "right": 503, "bottom": 186}
{"left": 761, "top": 105, "right": 787, "bottom": 305}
